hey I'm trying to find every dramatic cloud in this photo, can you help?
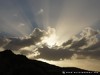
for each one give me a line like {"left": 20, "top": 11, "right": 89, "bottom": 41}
{"left": 0, "top": 27, "right": 57, "bottom": 50}
{"left": 1, "top": 28, "right": 46, "bottom": 50}
{"left": 33, "top": 27, "right": 100, "bottom": 60}
{"left": 63, "top": 27, "right": 100, "bottom": 50}
{"left": 0, "top": 27, "right": 100, "bottom": 61}
{"left": 85, "top": 41, "right": 100, "bottom": 50}
{"left": 0, "top": 37, "right": 10, "bottom": 47}
{"left": 80, "top": 27, "right": 99, "bottom": 38}
{"left": 77, "top": 50, "right": 100, "bottom": 60}
{"left": 79, "top": 27, "right": 100, "bottom": 50}
{"left": 34, "top": 45, "right": 74, "bottom": 60}
{"left": 69, "top": 38, "right": 87, "bottom": 50}
{"left": 62, "top": 39, "right": 73, "bottom": 46}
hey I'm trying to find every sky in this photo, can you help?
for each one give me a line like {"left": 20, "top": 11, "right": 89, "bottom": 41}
{"left": 0, "top": 0, "right": 100, "bottom": 71}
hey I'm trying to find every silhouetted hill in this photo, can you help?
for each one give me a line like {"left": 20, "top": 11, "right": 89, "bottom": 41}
{"left": 0, "top": 50, "right": 99, "bottom": 75}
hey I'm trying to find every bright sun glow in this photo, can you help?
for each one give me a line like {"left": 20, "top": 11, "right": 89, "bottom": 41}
{"left": 41, "top": 27, "right": 58, "bottom": 48}
{"left": 37, "top": 58, "right": 55, "bottom": 64}
{"left": 42, "top": 33, "right": 57, "bottom": 48}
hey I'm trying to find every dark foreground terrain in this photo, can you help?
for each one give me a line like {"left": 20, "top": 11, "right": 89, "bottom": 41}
{"left": 0, "top": 50, "right": 99, "bottom": 75}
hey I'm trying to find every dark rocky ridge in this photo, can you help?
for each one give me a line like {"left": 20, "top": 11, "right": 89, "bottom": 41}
{"left": 0, "top": 50, "right": 99, "bottom": 75}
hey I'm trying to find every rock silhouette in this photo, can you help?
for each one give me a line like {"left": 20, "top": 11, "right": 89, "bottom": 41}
{"left": 0, "top": 50, "right": 99, "bottom": 75}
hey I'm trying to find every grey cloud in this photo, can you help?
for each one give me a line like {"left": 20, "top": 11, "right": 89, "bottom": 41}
{"left": 69, "top": 27, "right": 99, "bottom": 50}
{"left": 80, "top": 27, "right": 99, "bottom": 38}
{"left": 20, "top": 50, "right": 34, "bottom": 56}
{"left": 69, "top": 38, "right": 87, "bottom": 50}
{"left": 0, "top": 37, "right": 9, "bottom": 47}
{"left": 35, "top": 45, "right": 74, "bottom": 60}
{"left": 84, "top": 41, "right": 100, "bottom": 51}
{"left": 71, "top": 27, "right": 100, "bottom": 60}
{"left": 2, "top": 28, "right": 46, "bottom": 50}
{"left": 31, "top": 27, "right": 100, "bottom": 60}
{"left": 57, "top": 27, "right": 100, "bottom": 60}
{"left": 0, "top": 27, "right": 100, "bottom": 61}
{"left": 77, "top": 50, "right": 100, "bottom": 60}
{"left": 61, "top": 27, "right": 99, "bottom": 50}
{"left": 62, "top": 39, "right": 73, "bottom": 46}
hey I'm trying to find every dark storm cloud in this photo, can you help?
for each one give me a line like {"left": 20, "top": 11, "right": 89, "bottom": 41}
{"left": 69, "top": 38, "right": 87, "bottom": 50}
{"left": 0, "top": 38, "right": 9, "bottom": 47}
{"left": 62, "top": 39, "right": 73, "bottom": 46}
{"left": 84, "top": 40, "right": 100, "bottom": 50}
{"left": 35, "top": 45, "right": 74, "bottom": 60}
{"left": 3, "top": 28, "right": 45, "bottom": 50}
{"left": 67, "top": 27, "right": 99, "bottom": 50}
{"left": 77, "top": 50, "right": 100, "bottom": 60}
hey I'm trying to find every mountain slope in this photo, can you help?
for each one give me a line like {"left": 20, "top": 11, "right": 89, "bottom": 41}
{"left": 0, "top": 50, "right": 99, "bottom": 75}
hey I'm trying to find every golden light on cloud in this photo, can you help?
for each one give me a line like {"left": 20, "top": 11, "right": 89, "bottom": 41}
{"left": 38, "top": 59, "right": 100, "bottom": 72}
{"left": 37, "top": 58, "right": 56, "bottom": 65}
{"left": 0, "top": 0, "right": 100, "bottom": 72}
{"left": 42, "top": 33, "right": 57, "bottom": 48}
{"left": 41, "top": 27, "right": 58, "bottom": 48}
